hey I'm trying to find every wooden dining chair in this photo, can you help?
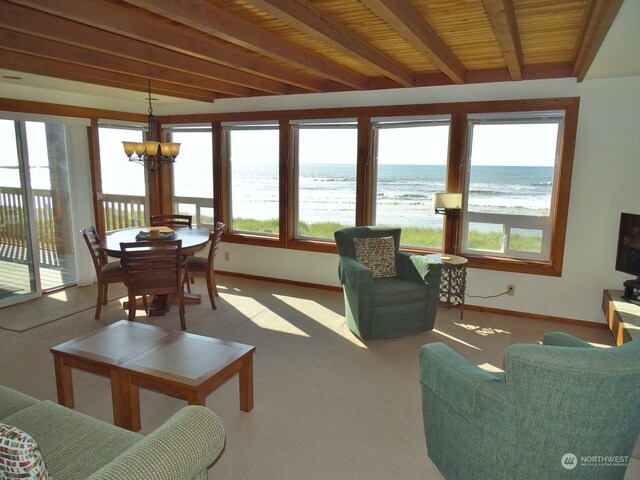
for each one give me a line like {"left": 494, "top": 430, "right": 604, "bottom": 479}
{"left": 120, "top": 240, "right": 186, "bottom": 330}
{"left": 184, "top": 222, "right": 224, "bottom": 309}
{"left": 149, "top": 214, "right": 192, "bottom": 228}
{"left": 80, "top": 226, "right": 124, "bottom": 320}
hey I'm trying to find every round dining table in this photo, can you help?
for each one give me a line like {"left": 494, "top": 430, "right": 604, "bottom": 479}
{"left": 100, "top": 226, "right": 212, "bottom": 316}
{"left": 100, "top": 226, "right": 211, "bottom": 257}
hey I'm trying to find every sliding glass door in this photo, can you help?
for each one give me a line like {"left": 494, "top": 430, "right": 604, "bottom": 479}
{"left": 0, "top": 119, "right": 38, "bottom": 304}
{"left": 0, "top": 119, "right": 77, "bottom": 306}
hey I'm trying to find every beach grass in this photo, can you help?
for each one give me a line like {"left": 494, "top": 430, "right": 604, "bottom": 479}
{"left": 230, "top": 218, "right": 542, "bottom": 253}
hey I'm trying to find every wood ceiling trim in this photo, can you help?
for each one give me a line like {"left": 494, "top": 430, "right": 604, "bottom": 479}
{"left": 0, "top": 28, "right": 255, "bottom": 98}
{"left": 122, "top": 0, "right": 369, "bottom": 90}
{"left": 7, "top": 0, "right": 326, "bottom": 93}
{"left": 0, "top": 49, "right": 218, "bottom": 102}
{"left": 1, "top": 1, "right": 293, "bottom": 96}
{"left": 249, "top": 0, "right": 415, "bottom": 87}
{"left": 482, "top": 0, "right": 524, "bottom": 80}
{"left": 362, "top": 0, "right": 467, "bottom": 84}
{"left": 572, "top": 0, "right": 624, "bottom": 81}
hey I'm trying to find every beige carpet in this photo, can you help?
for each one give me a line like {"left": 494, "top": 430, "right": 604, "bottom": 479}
{"left": 0, "top": 283, "right": 128, "bottom": 332}
{"left": 0, "top": 276, "right": 638, "bottom": 479}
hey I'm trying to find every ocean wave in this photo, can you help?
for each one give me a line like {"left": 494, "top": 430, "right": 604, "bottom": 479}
{"left": 376, "top": 193, "right": 431, "bottom": 200}
{"left": 468, "top": 189, "right": 507, "bottom": 196}
{"left": 305, "top": 176, "right": 353, "bottom": 182}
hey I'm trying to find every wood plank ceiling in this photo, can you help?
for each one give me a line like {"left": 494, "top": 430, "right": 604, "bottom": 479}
{"left": 0, "top": 0, "right": 624, "bottom": 103}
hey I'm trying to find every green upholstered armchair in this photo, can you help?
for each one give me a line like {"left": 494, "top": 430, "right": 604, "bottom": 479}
{"left": 420, "top": 333, "right": 640, "bottom": 480}
{"left": 334, "top": 226, "right": 441, "bottom": 341}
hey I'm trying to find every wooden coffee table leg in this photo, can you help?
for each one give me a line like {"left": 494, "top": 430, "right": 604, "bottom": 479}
{"left": 239, "top": 354, "right": 254, "bottom": 412}
{"left": 110, "top": 369, "right": 132, "bottom": 430}
{"left": 53, "top": 354, "right": 74, "bottom": 408}
{"left": 187, "top": 390, "right": 207, "bottom": 406}
{"left": 117, "top": 373, "right": 141, "bottom": 432}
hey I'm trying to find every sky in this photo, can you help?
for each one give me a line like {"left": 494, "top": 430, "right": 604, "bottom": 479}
{"left": 217, "top": 122, "right": 560, "bottom": 167}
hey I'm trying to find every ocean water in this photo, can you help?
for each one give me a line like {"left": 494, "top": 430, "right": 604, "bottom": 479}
{"left": 230, "top": 163, "right": 554, "bottom": 228}
{"left": 1, "top": 163, "right": 554, "bottom": 229}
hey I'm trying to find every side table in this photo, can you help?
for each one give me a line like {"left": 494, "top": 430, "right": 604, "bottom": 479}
{"left": 426, "top": 253, "right": 468, "bottom": 319}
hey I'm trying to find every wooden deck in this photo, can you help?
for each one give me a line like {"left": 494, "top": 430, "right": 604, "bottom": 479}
{"left": 0, "top": 244, "right": 76, "bottom": 300}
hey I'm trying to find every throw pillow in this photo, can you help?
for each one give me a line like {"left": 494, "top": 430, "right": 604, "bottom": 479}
{"left": 353, "top": 236, "right": 397, "bottom": 278}
{"left": 0, "top": 423, "right": 49, "bottom": 479}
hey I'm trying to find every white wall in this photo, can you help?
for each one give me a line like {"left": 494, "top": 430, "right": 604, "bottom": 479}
{"left": 212, "top": 76, "right": 640, "bottom": 323}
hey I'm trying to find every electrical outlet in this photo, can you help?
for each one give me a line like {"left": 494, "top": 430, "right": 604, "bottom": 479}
{"left": 224, "top": 252, "right": 230, "bottom": 261}
{"left": 507, "top": 284, "right": 515, "bottom": 296}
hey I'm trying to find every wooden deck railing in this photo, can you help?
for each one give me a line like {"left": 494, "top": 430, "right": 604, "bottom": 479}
{"left": 0, "top": 189, "right": 147, "bottom": 257}
{"left": 0, "top": 187, "right": 57, "bottom": 252}
{"left": 173, "top": 195, "right": 215, "bottom": 226}
{"left": 102, "top": 193, "right": 146, "bottom": 231}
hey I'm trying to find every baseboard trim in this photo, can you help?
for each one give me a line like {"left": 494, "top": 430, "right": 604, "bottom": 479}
{"left": 217, "top": 270, "right": 342, "bottom": 292}
{"left": 464, "top": 304, "right": 608, "bottom": 329}
{"left": 217, "top": 270, "right": 607, "bottom": 328}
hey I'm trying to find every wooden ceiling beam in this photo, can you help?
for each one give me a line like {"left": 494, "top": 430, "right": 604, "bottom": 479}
{"left": 362, "top": 0, "right": 467, "bottom": 84}
{"left": 0, "top": 28, "right": 253, "bottom": 98}
{"left": 572, "top": 0, "right": 624, "bottom": 81}
{"left": 6, "top": 0, "right": 326, "bottom": 93}
{"left": 0, "top": 50, "right": 217, "bottom": 102}
{"left": 482, "top": 0, "right": 524, "bottom": 81}
{"left": 250, "top": 0, "right": 414, "bottom": 87}
{"left": 122, "top": 0, "right": 369, "bottom": 90}
{"left": 0, "top": 1, "right": 292, "bottom": 96}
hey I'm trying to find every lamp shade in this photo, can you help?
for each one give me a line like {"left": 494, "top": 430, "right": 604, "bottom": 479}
{"left": 122, "top": 141, "right": 136, "bottom": 156}
{"left": 133, "top": 143, "right": 146, "bottom": 156}
{"left": 160, "top": 142, "right": 181, "bottom": 157}
{"left": 144, "top": 141, "right": 160, "bottom": 156}
{"left": 433, "top": 192, "right": 462, "bottom": 210}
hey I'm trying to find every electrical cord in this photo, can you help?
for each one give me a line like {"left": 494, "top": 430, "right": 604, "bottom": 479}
{"left": 465, "top": 288, "right": 511, "bottom": 299}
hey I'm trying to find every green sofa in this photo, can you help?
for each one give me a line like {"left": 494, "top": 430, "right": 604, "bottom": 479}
{"left": 420, "top": 333, "right": 640, "bottom": 479}
{"left": 0, "top": 385, "right": 225, "bottom": 479}
{"left": 335, "top": 226, "right": 441, "bottom": 340}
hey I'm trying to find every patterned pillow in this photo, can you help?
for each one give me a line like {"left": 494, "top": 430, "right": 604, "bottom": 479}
{"left": 353, "top": 236, "right": 397, "bottom": 278}
{"left": 0, "top": 423, "right": 49, "bottom": 479}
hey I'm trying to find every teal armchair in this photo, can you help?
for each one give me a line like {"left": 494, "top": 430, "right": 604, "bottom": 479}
{"left": 420, "top": 333, "right": 640, "bottom": 479}
{"left": 334, "top": 227, "right": 441, "bottom": 340}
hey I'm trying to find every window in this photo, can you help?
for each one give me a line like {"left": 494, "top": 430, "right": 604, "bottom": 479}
{"left": 461, "top": 112, "right": 564, "bottom": 261}
{"left": 170, "top": 126, "right": 214, "bottom": 225}
{"left": 293, "top": 120, "right": 358, "bottom": 240}
{"left": 98, "top": 125, "right": 147, "bottom": 230}
{"left": 372, "top": 116, "right": 450, "bottom": 249}
{"left": 224, "top": 123, "right": 279, "bottom": 235}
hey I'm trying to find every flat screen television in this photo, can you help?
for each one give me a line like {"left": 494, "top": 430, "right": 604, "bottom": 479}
{"left": 615, "top": 212, "right": 640, "bottom": 301}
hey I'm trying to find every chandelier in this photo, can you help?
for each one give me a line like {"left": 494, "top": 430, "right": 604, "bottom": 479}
{"left": 122, "top": 81, "right": 180, "bottom": 173}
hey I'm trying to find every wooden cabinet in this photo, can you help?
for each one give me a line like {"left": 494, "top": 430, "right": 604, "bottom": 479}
{"left": 602, "top": 289, "right": 640, "bottom": 345}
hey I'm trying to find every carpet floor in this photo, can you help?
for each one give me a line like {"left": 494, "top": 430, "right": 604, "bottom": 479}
{"left": 0, "top": 275, "right": 638, "bottom": 479}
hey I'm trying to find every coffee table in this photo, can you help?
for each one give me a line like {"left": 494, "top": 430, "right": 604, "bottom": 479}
{"left": 51, "top": 320, "right": 255, "bottom": 431}
{"left": 119, "top": 332, "right": 255, "bottom": 431}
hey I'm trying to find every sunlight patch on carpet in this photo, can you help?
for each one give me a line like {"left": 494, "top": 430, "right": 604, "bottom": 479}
{"left": 433, "top": 329, "right": 481, "bottom": 350}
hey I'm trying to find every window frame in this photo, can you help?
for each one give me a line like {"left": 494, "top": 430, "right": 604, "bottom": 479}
{"left": 222, "top": 120, "right": 282, "bottom": 240}
{"left": 291, "top": 118, "right": 359, "bottom": 242}
{"left": 370, "top": 114, "right": 451, "bottom": 250}
{"left": 96, "top": 121, "right": 149, "bottom": 232}
{"left": 460, "top": 111, "right": 565, "bottom": 262}
{"left": 166, "top": 123, "right": 215, "bottom": 227}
